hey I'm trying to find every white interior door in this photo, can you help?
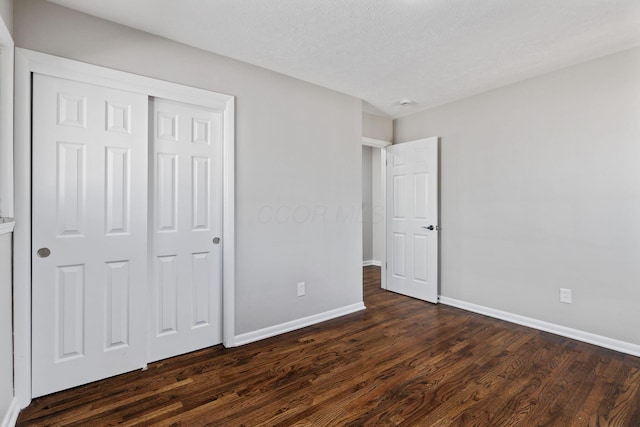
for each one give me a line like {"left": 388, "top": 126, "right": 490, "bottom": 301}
{"left": 148, "top": 98, "right": 223, "bottom": 362}
{"left": 386, "top": 137, "right": 439, "bottom": 303}
{"left": 32, "top": 74, "right": 149, "bottom": 397}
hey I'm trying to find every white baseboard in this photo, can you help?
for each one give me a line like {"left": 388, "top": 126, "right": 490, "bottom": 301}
{"left": 439, "top": 296, "right": 640, "bottom": 358}
{"left": 362, "top": 260, "right": 382, "bottom": 267}
{"left": 1, "top": 398, "right": 20, "bottom": 427}
{"left": 234, "top": 302, "right": 366, "bottom": 346}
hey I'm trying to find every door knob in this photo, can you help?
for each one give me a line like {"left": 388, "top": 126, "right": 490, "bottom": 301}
{"left": 422, "top": 225, "right": 435, "bottom": 231}
{"left": 212, "top": 237, "right": 221, "bottom": 245}
{"left": 37, "top": 248, "right": 51, "bottom": 258}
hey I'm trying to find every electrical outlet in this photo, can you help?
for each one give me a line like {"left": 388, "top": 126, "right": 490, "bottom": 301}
{"left": 559, "top": 288, "right": 572, "bottom": 304}
{"left": 297, "top": 282, "right": 305, "bottom": 297}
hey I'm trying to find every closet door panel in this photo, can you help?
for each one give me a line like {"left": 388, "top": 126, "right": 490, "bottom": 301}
{"left": 32, "top": 74, "right": 148, "bottom": 397}
{"left": 149, "top": 98, "right": 223, "bottom": 362}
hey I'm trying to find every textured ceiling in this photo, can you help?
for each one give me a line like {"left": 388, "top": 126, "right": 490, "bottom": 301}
{"left": 48, "top": 0, "right": 640, "bottom": 118}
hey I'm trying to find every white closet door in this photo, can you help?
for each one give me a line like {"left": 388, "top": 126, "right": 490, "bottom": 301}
{"left": 149, "top": 98, "right": 223, "bottom": 362}
{"left": 32, "top": 74, "right": 149, "bottom": 397}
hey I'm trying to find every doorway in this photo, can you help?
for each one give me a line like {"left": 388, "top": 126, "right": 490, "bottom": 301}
{"left": 361, "top": 136, "right": 440, "bottom": 300}
{"left": 362, "top": 146, "right": 383, "bottom": 267}
{"left": 361, "top": 137, "right": 390, "bottom": 289}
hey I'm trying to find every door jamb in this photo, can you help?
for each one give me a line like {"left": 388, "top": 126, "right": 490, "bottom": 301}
{"left": 14, "top": 48, "right": 236, "bottom": 408}
{"left": 0, "top": 19, "right": 13, "bottom": 218}
{"left": 361, "top": 137, "right": 390, "bottom": 289}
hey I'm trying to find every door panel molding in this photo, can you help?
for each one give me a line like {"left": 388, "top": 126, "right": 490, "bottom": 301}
{"left": 14, "top": 48, "right": 235, "bottom": 407}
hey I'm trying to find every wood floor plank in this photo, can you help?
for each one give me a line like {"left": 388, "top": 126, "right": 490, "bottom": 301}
{"left": 17, "top": 266, "right": 640, "bottom": 426}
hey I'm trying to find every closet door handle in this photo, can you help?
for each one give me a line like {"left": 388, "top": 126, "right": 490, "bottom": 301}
{"left": 37, "top": 248, "right": 51, "bottom": 258}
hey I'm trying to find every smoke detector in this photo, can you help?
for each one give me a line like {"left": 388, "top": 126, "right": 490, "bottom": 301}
{"left": 399, "top": 99, "right": 413, "bottom": 107}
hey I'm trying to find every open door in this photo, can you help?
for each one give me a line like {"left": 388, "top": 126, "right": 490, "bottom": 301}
{"left": 386, "top": 137, "right": 439, "bottom": 303}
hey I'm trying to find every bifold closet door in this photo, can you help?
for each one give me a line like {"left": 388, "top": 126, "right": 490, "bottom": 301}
{"left": 32, "top": 74, "right": 149, "bottom": 397}
{"left": 148, "top": 98, "right": 223, "bottom": 362}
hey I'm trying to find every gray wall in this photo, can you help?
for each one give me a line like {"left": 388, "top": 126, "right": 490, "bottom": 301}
{"left": 0, "top": 0, "right": 11, "bottom": 34}
{"left": 362, "top": 146, "right": 373, "bottom": 261}
{"left": 371, "top": 148, "right": 384, "bottom": 263}
{"left": 395, "top": 47, "right": 640, "bottom": 346}
{"left": 362, "top": 146, "right": 384, "bottom": 265}
{"left": 363, "top": 112, "right": 393, "bottom": 141}
{"left": 0, "top": 232, "right": 13, "bottom": 422}
{"left": 16, "top": 0, "right": 363, "bottom": 336}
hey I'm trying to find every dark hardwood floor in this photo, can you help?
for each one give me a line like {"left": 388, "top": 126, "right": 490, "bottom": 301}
{"left": 18, "top": 266, "right": 640, "bottom": 426}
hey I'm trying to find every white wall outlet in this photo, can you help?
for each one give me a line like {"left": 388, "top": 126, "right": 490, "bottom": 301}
{"left": 297, "top": 282, "right": 306, "bottom": 297}
{"left": 559, "top": 288, "right": 572, "bottom": 304}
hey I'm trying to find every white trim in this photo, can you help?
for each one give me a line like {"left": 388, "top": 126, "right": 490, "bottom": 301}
{"left": 0, "top": 219, "right": 14, "bottom": 235}
{"left": 362, "top": 260, "right": 382, "bottom": 267}
{"left": 14, "top": 48, "right": 236, "bottom": 406}
{"left": 440, "top": 296, "right": 640, "bottom": 358}
{"left": 362, "top": 137, "right": 391, "bottom": 148}
{"left": 18, "top": 50, "right": 231, "bottom": 110}
{"left": 222, "top": 96, "right": 236, "bottom": 347}
{"left": 380, "top": 148, "right": 387, "bottom": 290}
{"left": 1, "top": 398, "right": 20, "bottom": 427}
{"left": 234, "top": 303, "right": 366, "bottom": 346}
{"left": 0, "top": 17, "right": 14, "bottom": 218}
{"left": 14, "top": 49, "right": 32, "bottom": 409}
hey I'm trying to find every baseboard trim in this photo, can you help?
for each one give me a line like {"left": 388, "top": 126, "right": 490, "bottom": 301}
{"left": 439, "top": 296, "right": 640, "bottom": 358}
{"left": 1, "top": 398, "right": 20, "bottom": 427}
{"left": 234, "top": 302, "right": 367, "bottom": 346}
{"left": 362, "top": 260, "right": 382, "bottom": 267}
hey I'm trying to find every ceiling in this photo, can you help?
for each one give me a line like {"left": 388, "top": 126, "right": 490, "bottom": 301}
{"left": 48, "top": 0, "right": 640, "bottom": 118}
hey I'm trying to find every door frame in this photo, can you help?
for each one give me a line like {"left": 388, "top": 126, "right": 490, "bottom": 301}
{"left": 361, "top": 137, "right": 390, "bottom": 290}
{"left": 13, "top": 48, "right": 236, "bottom": 408}
{"left": 0, "top": 20, "right": 13, "bottom": 219}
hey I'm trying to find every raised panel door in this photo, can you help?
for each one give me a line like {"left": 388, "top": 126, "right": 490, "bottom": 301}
{"left": 386, "top": 138, "right": 439, "bottom": 303}
{"left": 149, "top": 98, "right": 223, "bottom": 362}
{"left": 32, "top": 74, "right": 148, "bottom": 397}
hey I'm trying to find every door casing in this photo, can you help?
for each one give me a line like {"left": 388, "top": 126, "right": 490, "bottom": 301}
{"left": 13, "top": 48, "right": 235, "bottom": 408}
